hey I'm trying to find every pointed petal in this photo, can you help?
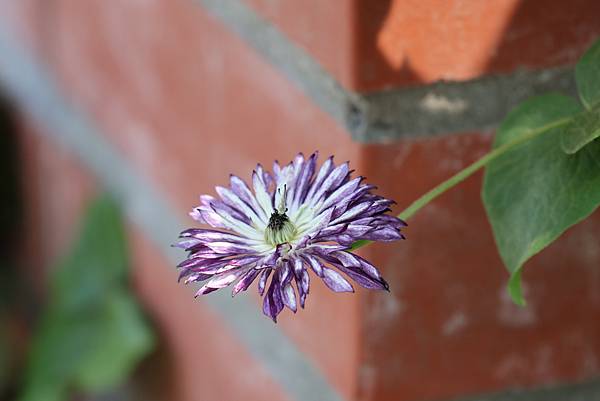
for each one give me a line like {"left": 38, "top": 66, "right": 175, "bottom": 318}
{"left": 232, "top": 268, "right": 260, "bottom": 296}
{"left": 195, "top": 269, "right": 246, "bottom": 296}
{"left": 216, "top": 186, "right": 265, "bottom": 226}
{"left": 252, "top": 169, "right": 274, "bottom": 216}
{"left": 320, "top": 176, "right": 362, "bottom": 211}
{"left": 305, "top": 156, "right": 334, "bottom": 204}
{"left": 310, "top": 162, "right": 349, "bottom": 206}
{"left": 302, "top": 254, "right": 324, "bottom": 277}
{"left": 258, "top": 269, "right": 271, "bottom": 296}
{"left": 281, "top": 283, "right": 297, "bottom": 312}
{"left": 262, "top": 278, "right": 284, "bottom": 322}
{"left": 230, "top": 175, "right": 269, "bottom": 222}
{"left": 330, "top": 201, "right": 373, "bottom": 225}
{"left": 321, "top": 267, "right": 354, "bottom": 293}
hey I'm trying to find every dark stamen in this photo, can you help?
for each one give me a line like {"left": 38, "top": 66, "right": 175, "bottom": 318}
{"left": 267, "top": 210, "right": 289, "bottom": 232}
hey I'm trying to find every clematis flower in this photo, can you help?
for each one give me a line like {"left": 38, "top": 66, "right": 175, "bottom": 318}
{"left": 174, "top": 152, "right": 406, "bottom": 322}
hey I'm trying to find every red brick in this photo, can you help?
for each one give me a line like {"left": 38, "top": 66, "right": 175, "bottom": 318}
{"left": 359, "top": 133, "right": 600, "bottom": 400}
{"left": 243, "top": 0, "right": 356, "bottom": 89}
{"left": 355, "top": 0, "right": 600, "bottom": 91}
{"left": 242, "top": 0, "right": 600, "bottom": 92}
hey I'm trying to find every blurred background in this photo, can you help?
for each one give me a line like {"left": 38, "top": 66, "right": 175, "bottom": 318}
{"left": 1, "top": 1, "right": 600, "bottom": 400}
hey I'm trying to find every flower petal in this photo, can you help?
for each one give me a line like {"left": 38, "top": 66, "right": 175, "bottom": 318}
{"left": 308, "top": 162, "right": 349, "bottom": 206}
{"left": 321, "top": 267, "right": 354, "bottom": 293}
{"left": 232, "top": 268, "right": 260, "bottom": 296}
{"left": 281, "top": 283, "right": 297, "bottom": 312}
{"left": 195, "top": 269, "right": 247, "bottom": 296}
{"left": 320, "top": 176, "right": 362, "bottom": 211}
{"left": 291, "top": 152, "right": 317, "bottom": 211}
{"left": 230, "top": 175, "right": 270, "bottom": 222}
{"left": 257, "top": 269, "right": 271, "bottom": 296}
{"left": 305, "top": 156, "right": 334, "bottom": 204}
{"left": 302, "top": 254, "right": 323, "bottom": 277}
{"left": 263, "top": 278, "right": 284, "bottom": 322}
{"left": 216, "top": 185, "right": 265, "bottom": 226}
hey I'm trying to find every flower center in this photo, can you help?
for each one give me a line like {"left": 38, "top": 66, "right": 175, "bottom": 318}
{"left": 264, "top": 210, "right": 297, "bottom": 246}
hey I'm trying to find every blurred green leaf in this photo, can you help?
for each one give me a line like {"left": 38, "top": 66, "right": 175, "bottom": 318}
{"left": 576, "top": 38, "right": 600, "bottom": 109}
{"left": 561, "top": 105, "right": 600, "bottom": 154}
{"left": 483, "top": 94, "right": 600, "bottom": 304}
{"left": 20, "top": 195, "right": 155, "bottom": 401}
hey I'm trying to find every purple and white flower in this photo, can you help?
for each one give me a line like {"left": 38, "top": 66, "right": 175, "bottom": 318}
{"left": 174, "top": 152, "right": 406, "bottom": 322}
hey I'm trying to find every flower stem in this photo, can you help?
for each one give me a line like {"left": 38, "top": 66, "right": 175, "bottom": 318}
{"left": 350, "top": 117, "right": 572, "bottom": 251}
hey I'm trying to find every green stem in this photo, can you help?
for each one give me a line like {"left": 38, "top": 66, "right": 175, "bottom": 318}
{"left": 351, "top": 117, "right": 572, "bottom": 251}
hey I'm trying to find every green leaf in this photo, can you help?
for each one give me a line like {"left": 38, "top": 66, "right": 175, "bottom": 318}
{"left": 560, "top": 105, "right": 600, "bottom": 154}
{"left": 482, "top": 94, "right": 600, "bottom": 305}
{"left": 20, "top": 196, "right": 155, "bottom": 401}
{"left": 576, "top": 38, "right": 600, "bottom": 109}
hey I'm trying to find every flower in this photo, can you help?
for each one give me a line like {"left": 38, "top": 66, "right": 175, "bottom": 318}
{"left": 174, "top": 152, "right": 406, "bottom": 322}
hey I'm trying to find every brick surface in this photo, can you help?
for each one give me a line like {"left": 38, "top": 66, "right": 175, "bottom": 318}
{"left": 358, "top": 0, "right": 600, "bottom": 91}
{"left": 242, "top": 0, "right": 600, "bottom": 92}
{"left": 243, "top": 0, "right": 356, "bottom": 89}
{"left": 359, "top": 133, "right": 600, "bottom": 401}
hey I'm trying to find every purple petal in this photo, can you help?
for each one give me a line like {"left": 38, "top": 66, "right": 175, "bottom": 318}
{"left": 198, "top": 207, "right": 228, "bottom": 229}
{"left": 315, "top": 223, "right": 348, "bottom": 238}
{"left": 230, "top": 175, "right": 269, "bottom": 222}
{"left": 309, "top": 162, "right": 349, "bottom": 205}
{"left": 305, "top": 156, "right": 334, "bottom": 203}
{"left": 232, "top": 268, "right": 260, "bottom": 296}
{"left": 210, "top": 200, "right": 253, "bottom": 228}
{"left": 172, "top": 237, "right": 203, "bottom": 250}
{"left": 330, "top": 184, "right": 376, "bottom": 219}
{"left": 258, "top": 269, "right": 271, "bottom": 296}
{"left": 180, "top": 272, "right": 212, "bottom": 284}
{"left": 333, "top": 263, "right": 388, "bottom": 290}
{"left": 252, "top": 168, "right": 274, "bottom": 215}
{"left": 281, "top": 283, "right": 297, "bottom": 312}
{"left": 330, "top": 201, "right": 373, "bottom": 224}
{"left": 360, "top": 227, "right": 404, "bottom": 241}
{"left": 180, "top": 228, "right": 253, "bottom": 244}
{"left": 320, "top": 176, "right": 362, "bottom": 211}
{"left": 195, "top": 269, "right": 246, "bottom": 296}
{"left": 292, "top": 258, "right": 310, "bottom": 308}
{"left": 321, "top": 267, "right": 354, "bottom": 293}
{"left": 318, "top": 234, "right": 354, "bottom": 246}
{"left": 204, "top": 241, "right": 256, "bottom": 254}
{"left": 189, "top": 208, "right": 205, "bottom": 223}
{"left": 291, "top": 152, "right": 317, "bottom": 209}
{"left": 278, "top": 261, "right": 292, "bottom": 286}
{"left": 332, "top": 251, "right": 383, "bottom": 281}
{"left": 343, "top": 224, "right": 373, "bottom": 237}
{"left": 216, "top": 186, "right": 264, "bottom": 225}
{"left": 308, "top": 244, "right": 348, "bottom": 257}
{"left": 263, "top": 278, "right": 284, "bottom": 322}
{"left": 302, "top": 254, "right": 323, "bottom": 277}
{"left": 177, "top": 256, "right": 226, "bottom": 270}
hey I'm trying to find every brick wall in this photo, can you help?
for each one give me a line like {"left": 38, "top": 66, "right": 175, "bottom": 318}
{"left": 1, "top": 1, "right": 600, "bottom": 400}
